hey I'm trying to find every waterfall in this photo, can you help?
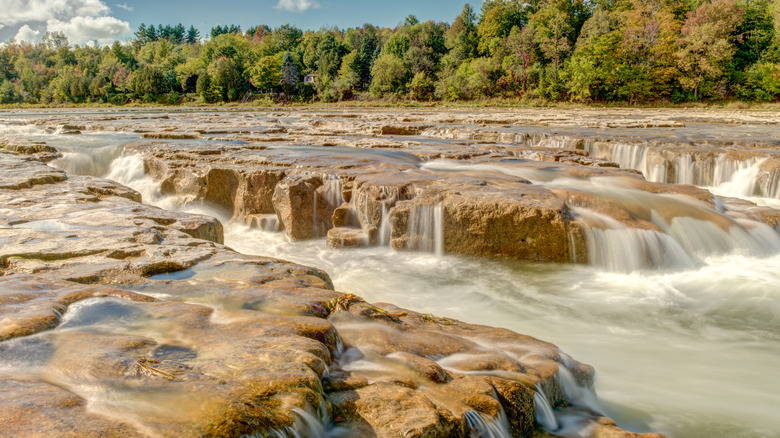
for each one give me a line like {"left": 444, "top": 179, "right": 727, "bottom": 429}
{"left": 710, "top": 156, "right": 767, "bottom": 198}
{"left": 583, "top": 142, "right": 649, "bottom": 175}
{"left": 648, "top": 164, "right": 667, "bottom": 183}
{"left": 573, "top": 207, "right": 696, "bottom": 272}
{"left": 378, "top": 186, "right": 404, "bottom": 246}
{"left": 406, "top": 204, "right": 444, "bottom": 256}
{"left": 321, "top": 175, "right": 345, "bottom": 208}
{"left": 51, "top": 143, "right": 126, "bottom": 176}
{"left": 770, "top": 170, "right": 780, "bottom": 199}
{"left": 464, "top": 409, "right": 512, "bottom": 438}
{"left": 379, "top": 203, "right": 391, "bottom": 246}
{"left": 262, "top": 407, "right": 329, "bottom": 438}
{"left": 675, "top": 154, "right": 695, "bottom": 185}
{"left": 533, "top": 384, "right": 559, "bottom": 432}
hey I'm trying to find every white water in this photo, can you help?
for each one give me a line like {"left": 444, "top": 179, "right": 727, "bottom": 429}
{"left": 464, "top": 408, "right": 512, "bottom": 438}
{"left": 9, "top": 118, "right": 780, "bottom": 438}
{"left": 98, "top": 151, "right": 780, "bottom": 438}
{"left": 582, "top": 141, "right": 780, "bottom": 202}
{"left": 406, "top": 203, "right": 444, "bottom": 256}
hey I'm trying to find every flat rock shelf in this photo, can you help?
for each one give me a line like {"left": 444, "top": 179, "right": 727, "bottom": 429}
{"left": 1, "top": 107, "right": 779, "bottom": 438}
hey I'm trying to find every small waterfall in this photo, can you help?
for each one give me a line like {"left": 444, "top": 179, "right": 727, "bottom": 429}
{"left": 769, "top": 169, "right": 780, "bottom": 199}
{"left": 710, "top": 156, "right": 767, "bottom": 198}
{"left": 657, "top": 214, "right": 780, "bottom": 258}
{"left": 648, "top": 163, "right": 667, "bottom": 183}
{"left": 556, "top": 365, "right": 603, "bottom": 413}
{"left": 584, "top": 142, "right": 649, "bottom": 175}
{"left": 247, "top": 214, "right": 281, "bottom": 232}
{"left": 321, "top": 175, "right": 345, "bottom": 208}
{"left": 675, "top": 154, "right": 695, "bottom": 185}
{"left": 51, "top": 144, "right": 126, "bottom": 177}
{"left": 406, "top": 204, "right": 444, "bottom": 256}
{"left": 533, "top": 384, "right": 559, "bottom": 432}
{"left": 264, "top": 407, "right": 329, "bottom": 438}
{"left": 464, "top": 408, "right": 512, "bottom": 438}
{"left": 379, "top": 203, "right": 391, "bottom": 246}
{"left": 573, "top": 207, "right": 696, "bottom": 272}
{"left": 378, "top": 186, "right": 406, "bottom": 246}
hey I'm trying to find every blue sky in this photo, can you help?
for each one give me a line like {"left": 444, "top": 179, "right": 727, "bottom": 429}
{"left": 0, "top": 0, "right": 470, "bottom": 46}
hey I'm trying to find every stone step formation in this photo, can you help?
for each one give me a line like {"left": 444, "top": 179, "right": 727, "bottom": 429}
{"left": 3, "top": 107, "right": 780, "bottom": 437}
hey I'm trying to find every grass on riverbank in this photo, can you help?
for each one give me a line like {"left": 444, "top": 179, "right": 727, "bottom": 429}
{"left": 2, "top": 97, "right": 780, "bottom": 111}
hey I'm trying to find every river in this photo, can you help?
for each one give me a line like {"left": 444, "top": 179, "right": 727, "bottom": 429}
{"left": 1, "top": 109, "right": 778, "bottom": 438}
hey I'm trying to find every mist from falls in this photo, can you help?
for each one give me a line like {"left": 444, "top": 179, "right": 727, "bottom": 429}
{"left": 8, "top": 118, "right": 780, "bottom": 438}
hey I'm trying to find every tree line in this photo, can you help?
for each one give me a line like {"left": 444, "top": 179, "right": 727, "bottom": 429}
{"left": 1, "top": 0, "right": 779, "bottom": 105}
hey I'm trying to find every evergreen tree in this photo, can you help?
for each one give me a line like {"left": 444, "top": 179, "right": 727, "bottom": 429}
{"left": 280, "top": 51, "right": 300, "bottom": 94}
{"left": 186, "top": 26, "right": 200, "bottom": 44}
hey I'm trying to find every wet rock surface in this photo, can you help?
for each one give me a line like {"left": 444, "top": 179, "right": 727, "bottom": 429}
{"left": 0, "top": 139, "right": 659, "bottom": 437}
{"left": 5, "top": 107, "right": 780, "bottom": 437}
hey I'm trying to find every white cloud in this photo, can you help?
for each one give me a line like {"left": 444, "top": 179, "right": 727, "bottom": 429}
{"left": 274, "top": 0, "right": 321, "bottom": 13}
{"left": 114, "top": 2, "right": 132, "bottom": 11}
{"left": 14, "top": 24, "right": 40, "bottom": 42}
{"left": 46, "top": 16, "right": 131, "bottom": 45}
{"left": 0, "top": 0, "right": 131, "bottom": 45}
{"left": 0, "top": 0, "right": 109, "bottom": 26}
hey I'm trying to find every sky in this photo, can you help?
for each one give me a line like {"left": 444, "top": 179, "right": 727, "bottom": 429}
{"left": 0, "top": 0, "right": 470, "bottom": 46}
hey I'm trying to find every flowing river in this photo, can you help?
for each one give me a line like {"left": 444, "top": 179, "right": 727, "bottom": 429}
{"left": 2, "top": 111, "right": 779, "bottom": 438}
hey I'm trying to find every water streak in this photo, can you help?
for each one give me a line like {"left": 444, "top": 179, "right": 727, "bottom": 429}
{"left": 464, "top": 409, "right": 512, "bottom": 438}
{"left": 406, "top": 204, "right": 444, "bottom": 256}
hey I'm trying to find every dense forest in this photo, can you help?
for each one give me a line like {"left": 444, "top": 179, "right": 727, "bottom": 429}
{"left": 1, "top": 0, "right": 780, "bottom": 105}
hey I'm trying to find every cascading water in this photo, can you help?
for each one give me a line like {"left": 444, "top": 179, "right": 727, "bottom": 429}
{"left": 572, "top": 207, "right": 696, "bottom": 272}
{"left": 11, "top": 113, "right": 780, "bottom": 438}
{"left": 406, "top": 203, "right": 444, "bottom": 256}
{"left": 423, "top": 159, "right": 780, "bottom": 272}
{"left": 533, "top": 384, "right": 560, "bottom": 432}
{"left": 260, "top": 403, "right": 348, "bottom": 438}
{"left": 377, "top": 186, "right": 405, "bottom": 246}
{"left": 581, "top": 140, "right": 780, "bottom": 203}
{"left": 583, "top": 141, "right": 649, "bottom": 176}
{"left": 321, "top": 175, "right": 345, "bottom": 208}
{"left": 464, "top": 409, "right": 512, "bottom": 438}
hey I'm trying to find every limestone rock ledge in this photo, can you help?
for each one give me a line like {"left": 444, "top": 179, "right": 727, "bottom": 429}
{"left": 0, "top": 152, "right": 660, "bottom": 437}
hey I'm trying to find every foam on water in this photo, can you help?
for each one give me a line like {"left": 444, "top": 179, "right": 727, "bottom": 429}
{"left": 39, "top": 128, "right": 780, "bottom": 438}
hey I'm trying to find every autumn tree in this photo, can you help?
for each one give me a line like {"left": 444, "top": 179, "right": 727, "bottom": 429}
{"left": 504, "top": 24, "right": 538, "bottom": 94}
{"left": 530, "top": 0, "right": 589, "bottom": 81}
{"left": 676, "top": 0, "right": 745, "bottom": 99}
{"left": 478, "top": 0, "right": 530, "bottom": 56}
{"left": 249, "top": 54, "right": 282, "bottom": 90}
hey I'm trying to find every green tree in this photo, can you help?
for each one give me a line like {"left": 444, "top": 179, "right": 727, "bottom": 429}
{"left": 209, "top": 56, "right": 244, "bottom": 101}
{"left": 445, "top": 3, "right": 479, "bottom": 67}
{"left": 478, "top": 0, "right": 530, "bottom": 56}
{"left": 280, "top": 51, "right": 300, "bottom": 94}
{"left": 186, "top": 26, "right": 200, "bottom": 44}
{"left": 504, "top": 24, "right": 538, "bottom": 94}
{"left": 196, "top": 70, "right": 217, "bottom": 102}
{"left": 732, "top": 0, "right": 775, "bottom": 70}
{"left": 530, "top": 0, "right": 589, "bottom": 81}
{"left": 370, "top": 53, "right": 410, "bottom": 96}
{"left": 89, "top": 75, "right": 110, "bottom": 98}
{"left": 249, "top": 54, "right": 282, "bottom": 90}
{"left": 133, "top": 66, "right": 169, "bottom": 95}
{"left": 676, "top": 0, "right": 745, "bottom": 99}
{"left": 0, "top": 80, "right": 18, "bottom": 104}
